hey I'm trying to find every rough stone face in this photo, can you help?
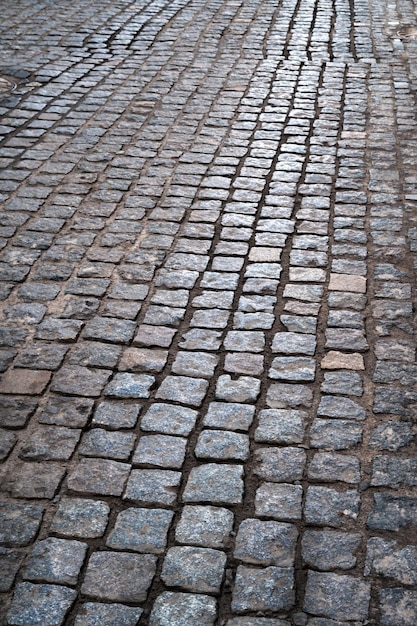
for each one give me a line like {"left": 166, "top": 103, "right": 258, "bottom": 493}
{"left": 379, "top": 588, "right": 417, "bottom": 626}
{"left": 308, "top": 453, "right": 360, "bottom": 483}
{"left": 133, "top": 434, "right": 187, "bottom": 468}
{"left": 149, "top": 592, "right": 217, "bottom": 626}
{"left": 106, "top": 508, "right": 174, "bottom": 553}
{"left": 304, "top": 571, "right": 371, "bottom": 621}
{"left": 269, "top": 356, "right": 316, "bottom": 381}
{"left": 0, "top": 429, "right": 17, "bottom": 461}
{"left": 302, "top": 531, "right": 361, "bottom": 571}
{"left": 266, "top": 383, "right": 313, "bottom": 408}
{"left": 310, "top": 419, "right": 363, "bottom": 450}
{"left": 231, "top": 565, "right": 295, "bottom": 612}
{"left": 216, "top": 374, "right": 261, "bottom": 403}
{"left": 272, "top": 332, "right": 316, "bottom": 355}
{"left": 91, "top": 401, "right": 140, "bottom": 429}
{"left": 18, "top": 426, "right": 81, "bottom": 461}
{"left": 79, "top": 429, "right": 136, "bottom": 461}
{"left": 328, "top": 273, "right": 366, "bottom": 292}
{"left": 255, "top": 409, "right": 306, "bottom": 443}
{"left": 51, "top": 366, "right": 111, "bottom": 397}
{"left": 81, "top": 552, "right": 157, "bottom": 602}
{"left": 172, "top": 351, "right": 219, "bottom": 378}
{"left": 2, "top": 463, "right": 65, "bottom": 499}
{"left": 124, "top": 470, "right": 181, "bottom": 506}
{"left": 105, "top": 373, "right": 155, "bottom": 399}
{"left": 365, "top": 537, "right": 417, "bottom": 585}
{"left": 183, "top": 464, "right": 244, "bottom": 504}
{"left": 369, "top": 421, "right": 413, "bottom": 450}
{"left": 161, "top": 546, "right": 227, "bottom": 593}
{"left": 22, "top": 538, "right": 88, "bottom": 586}
{"left": 234, "top": 519, "right": 298, "bottom": 566}
{"left": 175, "top": 506, "right": 234, "bottom": 548}
{"left": 195, "top": 430, "right": 250, "bottom": 460}
{"left": 67, "top": 459, "right": 130, "bottom": 496}
{"left": 321, "top": 351, "right": 364, "bottom": 370}
{"left": 73, "top": 603, "right": 143, "bottom": 626}
{"left": 367, "top": 494, "right": 417, "bottom": 530}
{"left": 203, "top": 402, "right": 255, "bottom": 431}
{"left": 155, "top": 375, "right": 209, "bottom": 406}
{"left": 304, "top": 487, "right": 360, "bottom": 527}
{"left": 50, "top": 498, "right": 110, "bottom": 539}
{"left": 254, "top": 447, "right": 306, "bottom": 482}
{"left": 255, "top": 483, "right": 303, "bottom": 520}
{"left": 0, "top": 398, "right": 37, "bottom": 428}
{"left": 370, "top": 455, "right": 417, "bottom": 488}
{"left": 140, "top": 403, "right": 198, "bottom": 435}
{"left": 317, "top": 396, "right": 365, "bottom": 420}
{"left": 0, "top": 548, "right": 25, "bottom": 592}
{"left": 39, "top": 396, "right": 94, "bottom": 428}
{"left": 6, "top": 582, "right": 76, "bottom": 625}
{"left": 226, "top": 617, "right": 290, "bottom": 626}
{"left": 0, "top": 369, "right": 51, "bottom": 395}
{"left": 0, "top": 503, "right": 44, "bottom": 547}
{"left": 321, "top": 372, "right": 363, "bottom": 396}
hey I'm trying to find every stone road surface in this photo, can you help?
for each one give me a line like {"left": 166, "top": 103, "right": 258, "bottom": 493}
{"left": 1, "top": 0, "right": 417, "bottom": 624}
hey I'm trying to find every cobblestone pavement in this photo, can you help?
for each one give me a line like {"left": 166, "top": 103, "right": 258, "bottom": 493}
{"left": 1, "top": 0, "right": 417, "bottom": 624}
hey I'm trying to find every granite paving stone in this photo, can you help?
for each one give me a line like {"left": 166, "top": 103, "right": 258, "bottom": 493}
{"left": 172, "top": 351, "right": 218, "bottom": 378}
{"left": 81, "top": 552, "right": 157, "bottom": 603}
{"left": 149, "top": 592, "right": 217, "bottom": 626}
{"left": 365, "top": 537, "right": 417, "bottom": 585}
{"left": 22, "top": 537, "right": 87, "bottom": 586}
{"left": 50, "top": 498, "right": 110, "bottom": 539}
{"left": 203, "top": 401, "right": 255, "bottom": 431}
{"left": 175, "top": 505, "right": 234, "bottom": 548}
{"left": 78, "top": 429, "right": 136, "bottom": 460}
{"left": 104, "top": 373, "right": 155, "bottom": 399}
{"left": 161, "top": 546, "right": 227, "bottom": 593}
{"left": 0, "top": 369, "right": 51, "bottom": 395}
{"left": 2, "top": 463, "right": 65, "bottom": 499}
{"left": 140, "top": 403, "right": 198, "bottom": 436}
{"left": 379, "top": 588, "right": 417, "bottom": 626}
{"left": 369, "top": 421, "right": 414, "bottom": 450}
{"left": 67, "top": 459, "right": 130, "bottom": 496}
{"left": 107, "top": 507, "right": 173, "bottom": 554}
{"left": 235, "top": 519, "right": 298, "bottom": 566}
{"left": 91, "top": 401, "right": 140, "bottom": 429}
{"left": 2, "top": 1, "right": 417, "bottom": 623}
{"left": 18, "top": 426, "right": 81, "bottom": 461}
{"left": 195, "top": 430, "right": 250, "bottom": 461}
{"left": 124, "top": 470, "right": 181, "bottom": 506}
{"left": 304, "top": 486, "right": 360, "bottom": 527}
{"left": 231, "top": 565, "right": 295, "bottom": 613}
{"left": 304, "top": 571, "right": 371, "bottom": 621}
{"left": 302, "top": 531, "right": 361, "bottom": 571}
{"left": 133, "top": 434, "right": 187, "bottom": 468}
{"left": 216, "top": 375, "right": 261, "bottom": 403}
{"left": 0, "top": 503, "right": 44, "bottom": 547}
{"left": 6, "top": 582, "right": 77, "bottom": 626}
{"left": 156, "top": 375, "right": 209, "bottom": 406}
{"left": 254, "top": 447, "right": 306, "bottom": 482}
{"left": 308, "top": 453, "right": 361, "bottom": 484}
{"left": 266, "top": 383, "right": 313, "bottom": 408}
{"left": 310, "top": 419, "right": 363, "bottom": 450}
{"left": 255, "top": 483, "right": 303, "bottom": 520}
{"left": 183, "top": 464, "right": 244, "bottom": 504}
{"left": 73, "top": 603, "right": 143, "bottom": 626}
{"left": 51, "top": 365, "right": 111, "bottom": 397}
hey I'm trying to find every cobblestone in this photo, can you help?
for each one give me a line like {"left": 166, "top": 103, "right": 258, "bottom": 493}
{"left": 2, "top": 0, "right": 417, "bottom": 622}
